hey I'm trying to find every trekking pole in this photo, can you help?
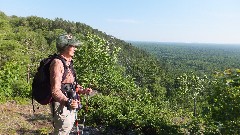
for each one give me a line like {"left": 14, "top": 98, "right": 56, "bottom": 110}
{"left": 72, "top": 84, "right": 81, "bottom": 135}
{"left": 82, "top": 112, "right": 85, "bottom": 135}
{"left": 76, "top": 87, "right": 83, "bottom": 135}
{"left": 82, "top": 93, "right": 89, "bottom": 135}
{"left": 75, "top": 109, "right": 80, "bottom": 135}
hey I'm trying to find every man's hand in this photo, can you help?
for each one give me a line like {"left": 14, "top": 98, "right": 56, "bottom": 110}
{"left": 76, "top": 84, "right": 92, "bottom": 95}
{"left": 76, "top": 85, "right": 83, "bottom": 93}
{"left": 84, "top": 88, "right": 92, "bottom": 95}
{"left": 70, "top": 99, "right": 79, "bottom": 109}
{"left": 66, "top": 99, "right": 79, "bottom": 110}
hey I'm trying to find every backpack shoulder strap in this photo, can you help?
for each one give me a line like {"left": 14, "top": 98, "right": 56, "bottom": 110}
{"left": 52, "top": 54, "right": 69, "bottom": 82}
{"left": 69, "top": 60, "right": 77, "bottom": 82}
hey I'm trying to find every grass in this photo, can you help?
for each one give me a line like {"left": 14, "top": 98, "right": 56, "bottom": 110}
{"left": 0, "top": 98, "right": 53, "bottom": 135}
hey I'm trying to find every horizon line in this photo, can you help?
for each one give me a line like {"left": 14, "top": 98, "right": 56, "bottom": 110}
{"left": 125, "top": 40, "right": 240, "bottom": 45}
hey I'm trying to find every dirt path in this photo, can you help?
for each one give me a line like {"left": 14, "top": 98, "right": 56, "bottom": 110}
{"left": 0, "top": 100, "right": 53, "bottom": 135}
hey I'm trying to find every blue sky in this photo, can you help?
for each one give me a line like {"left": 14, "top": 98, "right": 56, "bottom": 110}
{"left": 1, "top": 0, "right": 240, "bottom": 44}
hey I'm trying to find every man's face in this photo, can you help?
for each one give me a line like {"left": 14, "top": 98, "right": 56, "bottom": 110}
{"left": 66, "top": 45, "right": 77, "bottom": 57}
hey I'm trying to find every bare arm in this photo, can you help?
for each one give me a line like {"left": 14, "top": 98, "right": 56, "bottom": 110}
{"left": 50, "top": 59, "right": 68, "bottom": 105}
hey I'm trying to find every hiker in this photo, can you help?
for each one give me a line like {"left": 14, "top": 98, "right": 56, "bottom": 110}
{"left": 50, "top": 34, "right": 92, "bottom": 134}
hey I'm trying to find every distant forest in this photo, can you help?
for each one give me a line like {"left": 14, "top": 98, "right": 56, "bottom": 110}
{"left": 130, "top": 41, "right": 240, "bottom": 76}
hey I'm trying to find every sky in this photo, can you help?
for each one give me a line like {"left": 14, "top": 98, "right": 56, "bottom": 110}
{"left": 1, "top": 0, "right": 240, "bottom": 44}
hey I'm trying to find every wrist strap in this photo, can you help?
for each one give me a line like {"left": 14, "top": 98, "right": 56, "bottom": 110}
{"left": 66, "top": 99, "right": 72, "bottom": 110}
